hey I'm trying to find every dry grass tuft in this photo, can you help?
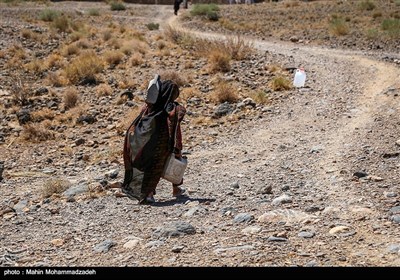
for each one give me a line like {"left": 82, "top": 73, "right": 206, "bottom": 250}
{"left": 270, "top": 76, "right": 292, "bottom": 91}
{"left": 129, "top": 53, "right": 143, "bottom": 66}
{"left": 96, "top": 84, "right": 113, "bottom": 96}
{"left": 31, "top": 108, "right": 55, "bottom": 122}
{"left": 103, "top": 50, "right": 124, "bottom": 66}
{"left": 63, "top": 50, "right": 104, "bottom": 84}
{"left": 46, "top": 71, "right": 68, "bottom": 87}
{"left": 21, "top": 123, "right": 55, "bottom": 142}
{"left": 41, "top": 178, "right": 71, "bottom": 198}
{"left": 329, "top": 16, "right": 349, "bottom": 36}
{"left": 208, "top": 50, "right": 231, "bottom": 73}
{"left": 210, "top": 81, "right": 238, "bottom": 103}
{"left": 249, "top": 90, "right": 269, "bottom": 105}
{"left": 160, "top": 70, "right": 187, "bottom": 87}
{"left": 63, "top": 87, "right": 79, "bottom": 109}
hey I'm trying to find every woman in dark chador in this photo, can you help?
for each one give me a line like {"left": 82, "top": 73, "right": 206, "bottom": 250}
{"left": 122, "top": 75, "right": 186, "bottom": 204}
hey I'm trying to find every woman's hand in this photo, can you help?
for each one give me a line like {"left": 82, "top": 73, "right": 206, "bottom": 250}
{"left": 174, "top": 151, "right": 182, "bottom": 159}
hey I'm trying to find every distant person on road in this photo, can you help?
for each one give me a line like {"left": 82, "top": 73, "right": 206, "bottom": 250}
{"left": 174, "top": 0, "right": 183, "bottom": 15}
{"left": 122, "top": 75, "right": 187, "bottom": 204}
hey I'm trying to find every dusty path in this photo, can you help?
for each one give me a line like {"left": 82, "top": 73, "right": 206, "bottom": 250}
{"left": 166, "top": 6, "right": 400, "bottom": 265}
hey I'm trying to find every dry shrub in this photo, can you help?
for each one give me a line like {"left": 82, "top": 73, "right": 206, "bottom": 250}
{"left": 21, "top": 123, "right": 55, "bottom": 142}
{"left": 103, "top": 50, "right": 124, "bottom": 65}
{"left": 0, "top": 50, "right": 5, "bottom": 59}
{"left": 52, "top": 15, "right": 70, "bottom": 33}
{"left": 224, "top": 36, "right": 253, "bottom": 60}
{"left": 31, "top": 108, "right": 55, "bottom": 122}
{"left": 210, "top": 81, "right": 238, "bottom": 103}
{"left": 124, "top": 39, "right": 148, "bottom": 54}
{"left": 46, "top": 71, "right": 68, "bottom": 87}
{"left": 120, "top": 41, "right": 134, "bottom": 55}
{"left": 69, "top": 31, "right": 84, "bottom": 42}
{"left": 45, "top": 54, "right": 64, "bottom": 69}
{"left": 270, "top": 76, "right": 291, "bottom": 91}
{"left": 62, "top": 43, "right": 79, "bottom": 56}
{"left": 329, "top": 17, "right": 349, "bottom": 36}
{"left": 159, "top": 70, "right": 187, "bottom": 87}
{"left": 192, "top": 116, "right": 212, "bottom": 126}
{"left": 10, "top": 74, "right": 30, "bottom": 106}
{"left": 63, "top": 50, "right": 104, "bottom": 84}
{"left": 156, "top": 40, "right": 167, "bottom": 50}
{"left": 57, "top": 104, "right": 87, "bottom": 124}
{"left": 21, "top": 29, "right": 39, "bottom": 40}
{"left": 129, "top": 53, "right": 143, "bottom": 66}
{"left": 24, "top": 59, "right": 45, "bottom": 74}
{"left": 163, "top": 25, "right": 195, "bottom": 48}
{"left": 184, "top": 60, "right": 194, "bottom": 69}
{"left": 96, "top": 84, "right": 113, "bottom": 96}
{"left": 179, "top": 87, "right": 201, "bottom": 103}
{"left": 63, "top": 87, "right": 79, "bottom": 109}
{"left": 265, "top": 64, "right": 281, "bottom": 73}
{"left": 117, "top": 77, "right": 136, "bottom": 90}
{"left": 102, "top": 29, "right": 113, "bottom": 41}
{"left": 249, "top": 90, "right": 269, "bottom": 105}
{"left": 75, "top": 39, "right": 91, "bottom": 49}
{"left": 41, "top": 178, "right": 71, "bottom": 198}
{"left": 196, "top": 36, "right": 253, "bottom": 61}
{"left": 208, "top": 50, "right": 231, "bottom": 73}
{"left": 109, "top": 38, "right": 122, "bottom": 49}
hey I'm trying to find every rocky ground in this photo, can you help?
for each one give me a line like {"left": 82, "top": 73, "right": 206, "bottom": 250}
{"left": 0, "top": 1, "right": 399, "bottom": 267}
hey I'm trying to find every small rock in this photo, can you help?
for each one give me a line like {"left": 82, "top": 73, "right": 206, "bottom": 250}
{"left": 384, "top": 192, "right": 397, "bottom": 198}
{"left": 153, "top": 221, "right": 196, "bottom": 239}
{"left": 272, "top": 194, "right": 292, "bottom": 205}
{"left": 75, "top": 138, "right": 85, "bottom": 146}
{"left": 231, "top": 182, "right": 240, "bottom": 189}
{"left": 94, "top": 239, "right": 116, "bottom": 253}
{"left": 305, "top": 260, "right": 318, "bottom": 267}
{"left": 51, "top": 239, "right": 64, "bottom": 247}
{"left": 305, "top": 206, "right": 322, "bottom": 213}
{"left": 329, "top": 226, "right": 349, "bottom": 235}
{"left": 298, "top": 231, "right": 315, "bottom": 238}
{"left": 395, "top": 140, "right": 400, "bottom": 147}
{"left": 241, "top": 226, "right": 261, "bottom": 235}
{"left": 233, "top": 213, "right": 254, "bottom": 223}
{"left": 13, "top": 199, "right": 28, "bottom": 214}
{"left": 257, "top": 185, "right": 272, "bottom": 195}
{"left": 387, "top": 244, "right": 400, "bottom": 254}
{"left": 106, "top": 169, "right": 119, "bottom": 179}
{"left": 214, "top": 245, "right": 254, "bottom": 253}
{"left": 367, "top": 175, "right": 383, "bottom": 182}
{"left": 267, "top": 236, "right": 287, "bottom": 242}
{"left": 63, "top": 184, "right": 88, "bottom": 198}
{"left": 389, "top": 206, "right": 400, "bottom": 215}
{"left": 353, "top": 171, "right": 368, "bottom": 178}
{"left": 183, "top": 206, "right": 208, "bottom": 217}
{"left": 171, "top": 245, "right": 185, "bottom": 253}
{"left": 123, "top": 239, "right": 140, "bottom": 249}
{"left": 144, "top": 240, "right": 164, "bottom": 248}
{"left": 391, "top": 215, "right": 400, "bottom": 224}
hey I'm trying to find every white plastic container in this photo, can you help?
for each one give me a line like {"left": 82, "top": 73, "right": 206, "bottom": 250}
{"left": 162, "top": 154, "right": 188, "bottom": 184}
{"left": 293, "top": 67, "right": 306, "bottom": 87}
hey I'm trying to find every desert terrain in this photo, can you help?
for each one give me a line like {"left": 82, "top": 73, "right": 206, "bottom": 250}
{"left": 0, "top": 0, "right": 399, "bottom": 267}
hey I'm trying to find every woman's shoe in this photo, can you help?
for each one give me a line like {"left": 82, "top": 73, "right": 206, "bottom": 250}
{"left": 139, "top": 195, "right": 155, "bottom": 205}
{"left": 121, "top": 186, "right": 137, "bottom": 200}
{"left": 172, "top": 186, "right": 186, "bottom": 197}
